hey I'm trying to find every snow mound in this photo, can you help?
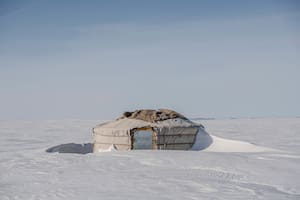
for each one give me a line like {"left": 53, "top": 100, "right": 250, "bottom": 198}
{"left": 203, "top": 135, "right": 276, "bottom": 153}
{"left": 192, "top": 128, "right": 277, "bottom": 153}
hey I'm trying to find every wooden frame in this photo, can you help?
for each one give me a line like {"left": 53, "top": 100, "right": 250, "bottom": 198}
{"left": 130, "top": 127, "right": 158, "bottom": 150}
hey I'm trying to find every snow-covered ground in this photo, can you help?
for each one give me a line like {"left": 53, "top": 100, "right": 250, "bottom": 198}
{"left": 1, "top": 118, "right": 300, "bottom": 200}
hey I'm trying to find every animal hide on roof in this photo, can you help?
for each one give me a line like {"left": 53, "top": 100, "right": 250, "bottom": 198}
{"left": 120, "top": 109, "right": 188, "bottom": 123}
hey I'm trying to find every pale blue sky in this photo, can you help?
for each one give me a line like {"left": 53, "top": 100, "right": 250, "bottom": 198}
{"left": 0, "top": 0, "right": 299, "bottom": 120}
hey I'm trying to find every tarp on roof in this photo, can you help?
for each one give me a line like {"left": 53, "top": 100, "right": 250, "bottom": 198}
{"left": 119, "top": 109, "right": 188, "bottom": 123}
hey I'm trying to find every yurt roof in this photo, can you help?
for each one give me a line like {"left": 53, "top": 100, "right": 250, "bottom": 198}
{"left": 94, "top": 109, "right": 201, "bottom": 131}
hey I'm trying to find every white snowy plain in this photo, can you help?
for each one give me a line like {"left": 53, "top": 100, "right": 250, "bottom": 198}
{"left": 1, "top": 118, "right": 300, "bottom": 200}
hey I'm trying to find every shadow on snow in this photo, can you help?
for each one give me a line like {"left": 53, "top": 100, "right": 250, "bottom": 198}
{"left": 46, "top": 143, "right": 93, "bottom": 154}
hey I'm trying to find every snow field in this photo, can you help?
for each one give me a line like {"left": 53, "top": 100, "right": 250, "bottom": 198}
{"left": 0, "top": 118, "right": 299, "bottom": 200}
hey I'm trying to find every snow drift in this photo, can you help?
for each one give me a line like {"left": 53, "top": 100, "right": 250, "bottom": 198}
{"left": 192, "top": 128, "right": 276, "bottom": 152}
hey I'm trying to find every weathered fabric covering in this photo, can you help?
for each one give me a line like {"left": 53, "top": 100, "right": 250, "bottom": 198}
{"left": 93, "top": 109, "right": 202, "bottom": 152}
{"left": 94, "top": 118, "right": 150, "bottom": 133}
{"left": 120, "top": 109, "right": 188, "bottom": 123}
{"left": 154, "top": 127, "right": 199, "bottom": 150}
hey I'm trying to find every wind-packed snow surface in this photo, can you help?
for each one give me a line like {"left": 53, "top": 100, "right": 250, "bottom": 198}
{"left": 1, "top": 118, "right": 300, "bottom": 200}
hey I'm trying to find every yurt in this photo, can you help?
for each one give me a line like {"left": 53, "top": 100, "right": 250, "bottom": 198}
{"left": 93, "top": 109, "right": 203, "bottom": 152}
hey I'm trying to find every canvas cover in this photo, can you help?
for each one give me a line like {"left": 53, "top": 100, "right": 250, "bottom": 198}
{"left": 154, "top": 127, "right": 199, "bottom": 150}
{"left": 93, "top": 109, "right": 201, "bottom": 152}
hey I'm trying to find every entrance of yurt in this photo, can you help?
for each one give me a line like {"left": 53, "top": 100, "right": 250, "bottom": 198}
{"left": 131, "top": 127, "right": 157, "bottom": 150}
